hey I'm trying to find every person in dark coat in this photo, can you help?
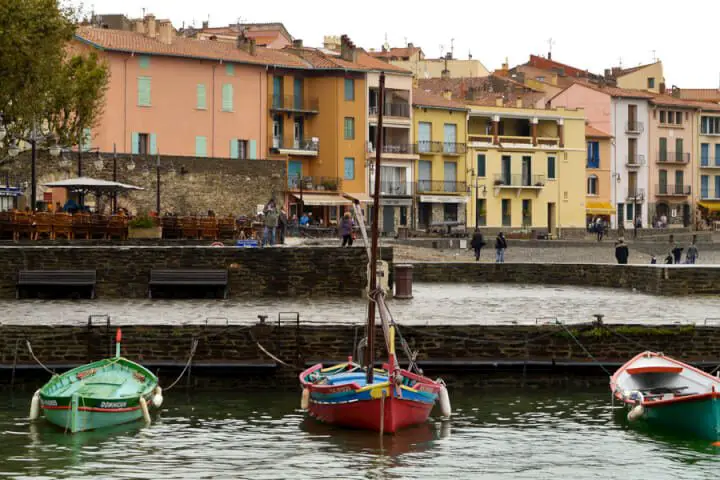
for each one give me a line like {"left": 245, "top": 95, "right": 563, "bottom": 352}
{"left": 278, "top": 208, "right": 288, "bottom": 245}
{"left": 470, "top": 228, "right": 486, "bottom": 262}
{"left": 672, "top": 245, "right": 683, "bottom": 264}
{"left": 339, "top": 212, "right": 354, "bottom": 247}
{"left": 615, "top": 238, "right": 629, "bottom": 264}
{"left": 495, "top": 232, "right": 508, "bottom": 263}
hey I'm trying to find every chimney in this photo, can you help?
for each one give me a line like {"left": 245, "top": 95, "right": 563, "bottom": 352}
{"left": 323, "top": 35, "right": 340, "bottom": 52}
{"left": 133, "top": 18, "right": 145, "bottom": 34}
{"left": 144, "top": 14, "right": 157, "bottom": 39}
{"left": 292, "top": 39, "right": 303, "bottom": 48}
{"left": 237, "top": 31, "right": 257, "bottom": 55}
{"left": 202, "top": 20, "right": 209, "bottom": 30}
{"left": 671, "top": 86, "right": 680, "bottom": 98}
{"left": 604, "top": 68, "right": 612, "bottom": 78}
{"left": 495, "top": 96, "right": 504, "bottom": 107}
{"left": 516, "top": 98, "right": 523, "bottom": 108}
{"left": 548, "top": 51, "right": 552, "bottom": 60}
{"left": 340, "top": 35, "right": 358, "bottom": 63}
{"left": 158, "top": 20, "right": 174, "bottom": 45}
{"left": 442, "top": 90, "right": 452, "bottom": 101}
{"left": 659, "top": 82, "right": 666, "bottom": 95}
{"left": 407, "top": 42, "right": 414, "bottom": 49}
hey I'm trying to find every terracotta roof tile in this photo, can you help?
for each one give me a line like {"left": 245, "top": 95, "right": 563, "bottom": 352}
{"left": 412, "top": 88, "right": 468, "bottom": 110}
{"left": 650, "top": 95, "right": 720, "bottom": 111}
{"left": 368, "top": 47, "right": 422, "bottom": 59}
{"left": 678, "top": 88, "right": 720, "bottom": 102}
{"left": 614, "top": 61, "right": 660, "bottom": 77}
{"left": 417, "top": 75, "right": 544, "bottom": 108}
{"left": 585, "top": 125, "right": 612, "bottom": 138}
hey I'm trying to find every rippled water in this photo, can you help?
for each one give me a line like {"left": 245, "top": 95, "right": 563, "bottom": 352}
{"left": 1, "top": 390, "right": 719, "bottom": 479}
{"left": 2, "top": 283, "right": 720, "bottom": 326}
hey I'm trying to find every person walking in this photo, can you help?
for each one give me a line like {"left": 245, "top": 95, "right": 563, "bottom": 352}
{"left": 470, "top": 228, "right": 486, "bottom": 262}
{"left": 672, "top": 244, "right": 683, "bottom": 264}
{"left": 686, "top": 242, "right": 699, "bottom": 264}
{"left": 263, "top": 208, "right": 279, "bottom": 247}
{"left": 495, "top": 232, "right": 507, "bottom": 263}
{"left": 614, "top": 238, "right": 629, "bottom": 264}
{"left": 339, "top": 212, "right": 354, "bottom": 247}
{"left": 278, "top": 208, "right": 288, "bottom": 245}
{"left": 595, "top": 217, "right": 605, "bottom": 242}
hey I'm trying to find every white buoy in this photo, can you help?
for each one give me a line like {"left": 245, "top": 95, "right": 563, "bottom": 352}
{"left": 151, "top": 386, "right": 163, "bottom": 409}
{"left": 439, "top": 384, "right": 452, "bottom": 419}
{"left": 29, "top": 389, "right": 41, "bottom": 421}
{"left": 140, "top": 397, "right": 151, "bottom": 425}
{"left": 301, "top": 388, "right": 310, "bottom": 410}
{"left": 627, "top": 404, "right": 645, "bottom": 422}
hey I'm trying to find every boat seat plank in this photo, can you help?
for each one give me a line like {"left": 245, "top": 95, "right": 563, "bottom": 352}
{"left": 325, "top": 372, "right": 389, "bottom": 387}
{"left": 627, "top": 366, "right": 683, "bottom": 375}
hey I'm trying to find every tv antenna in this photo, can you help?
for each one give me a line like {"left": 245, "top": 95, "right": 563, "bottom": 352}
{"left": 547, "top": 37, "right": 555, "bottom": 58}
{"left": 652, "top": 50, "right": 657, "bottom": 62}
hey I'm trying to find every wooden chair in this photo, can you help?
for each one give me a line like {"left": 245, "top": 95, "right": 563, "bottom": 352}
{"left": 32, "top": 212, "right": 53, "bottom": 240}
{"left": 180, "top": 217, "right": 199, "bottom": 239}
{"left": 218, "top": 216, "right": 236, "bottom": 240}
{"left": 12, "top": 212, "right": 34, "bottom": 241}
{"left": 107, "top": 215, "right": 128, "bottom": 240}
{"left": 90, "top": 214, "right": 110, "bottom": 239}
{"left": 199, "top": 217, "right": 219, "bottom": 240}
{"left": 0, "top": 211, "right": 12, "bottom": 240}
{"left": 161, "top": 216, "right": 181, "bottom": 239}
{"left": 72, "top": 213, "right": 92, "bottom": 240}
{"left": 52, "top": 213, "right": 73, "bottom": 240}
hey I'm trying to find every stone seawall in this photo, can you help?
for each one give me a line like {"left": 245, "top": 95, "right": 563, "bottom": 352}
{"left": 0, "top": 323, "right": 714, "bottom": 390}
{"left": 0, "top": 246, "right": 394, "bottom": 299}
{"left": 410, "top": 262, "right": 720, "bottom": 296}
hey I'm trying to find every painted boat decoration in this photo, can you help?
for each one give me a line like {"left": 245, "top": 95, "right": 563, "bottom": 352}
{"left": 299, "top": 71, "right": 450, "bottom": 434}
{"left": 610, "top": 351, "right": 720, "bottom": 441}
{"left": 30, "top": 329, "right": 163, "bottom": 433}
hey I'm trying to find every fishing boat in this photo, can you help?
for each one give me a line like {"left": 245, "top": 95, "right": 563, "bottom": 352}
{"left": 299, "top": 72, "right": 450, "bottom": 434}
{"left": 30, "top": 329, "right": 163, "bottom": 433}
{"left": 610, "top": 351, "right": 720, "bottom": 441}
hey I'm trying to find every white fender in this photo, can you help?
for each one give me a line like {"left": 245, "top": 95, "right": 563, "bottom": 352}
{"left": 439, "top": 384, "right": 452, "bottom": 419}
{"left": 151, "top": 386, "right": 164, "bottom": 409}
{"left": 140, "top": 396, "right": 151, "bottom": 425}
{"left": 440, "top": 420, "right": 451, "bottom": 439}
{"left": 627, "top": 404, "right": 645, "bottom": 422}
{"left": 301, "top": 388, "right": 310, "bottom": 410}
{"left": 29, "top": 389, "right": 41, "bottom": 421}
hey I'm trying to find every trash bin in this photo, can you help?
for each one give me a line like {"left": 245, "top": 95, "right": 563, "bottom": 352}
{"left": 394, "top": 264, "right": 414, "bottom": 299}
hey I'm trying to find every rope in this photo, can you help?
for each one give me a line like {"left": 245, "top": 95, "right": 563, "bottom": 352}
{"left": 556, "top": 322, "right": 612, "bottom": 376}
{"left": 26, "top": 341, "right": 56, "bottom": 376}
{"left": 249, "top": 329, "right": 304, "bottom": 372}
{"left": 163, "top": 338, "right": 199, "bottom": 391}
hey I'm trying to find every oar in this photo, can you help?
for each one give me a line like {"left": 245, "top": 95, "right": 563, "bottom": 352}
{"left": 115, "top": 329, "right": 122, "bottom": 358}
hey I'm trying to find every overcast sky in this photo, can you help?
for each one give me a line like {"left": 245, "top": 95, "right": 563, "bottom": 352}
{"left": 79, "top": 0, "right": 719, "bottom": 88}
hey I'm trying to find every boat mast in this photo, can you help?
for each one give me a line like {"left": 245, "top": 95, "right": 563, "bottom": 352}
{"left": 366, "top": 72, "right": 385, "bottom": 385}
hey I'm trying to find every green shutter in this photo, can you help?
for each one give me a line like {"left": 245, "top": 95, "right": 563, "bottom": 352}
{"left": 138, "top": 77, "right": 151, "bottom": 106}
{"left": 150, "top": 134, "right": 157, "bottom": 155}
{"left": 249, "top": 140, "right": 257, "bottom": 159}
{"left": 344, "top": 78, "right": 354, "bottom": 101}
{"left": 230, "top": 139, "right": 239, "bottom": 159}
{"left": 225, "top": 63, "right": 235, "bottom": 76}
{"left": 82, "top": 128, "right": 92, "bottom": 151}
{"left": 222, "top": 84, "right": 233, "bottom": 112}
{"left": 139, "top": 56, "right": 150, "bottom": 69}
{"left": 344, "top": 118, "right": 354, "bottom": 139}
{"left": 195, "top": 136, "right": 207, "bottom": 157}
{"left": 131, "top": 132, "right": 140, "bottom": 154}
{"left": 197, "top": 84, "right": 207, "bottom": 109}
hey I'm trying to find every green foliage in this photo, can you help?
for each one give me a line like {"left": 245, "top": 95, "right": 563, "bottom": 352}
{"left": 128, "top": 216, "right": 155, "bottom": 229}
{"left": 557, "top": 325, "right": 696, "bottom": 339}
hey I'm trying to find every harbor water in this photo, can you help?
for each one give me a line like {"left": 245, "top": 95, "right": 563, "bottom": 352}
{"left": 1, "top": 389, "right": 718, "bottom": 479}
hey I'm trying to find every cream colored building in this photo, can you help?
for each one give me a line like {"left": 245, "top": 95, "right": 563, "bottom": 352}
{"left": 612, "top": 61, "right": 664, "bottom": 93}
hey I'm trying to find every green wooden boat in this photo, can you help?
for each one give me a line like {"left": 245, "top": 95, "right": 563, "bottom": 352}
{"left": 31, "top": 329, "right": 162, "bottom": 433}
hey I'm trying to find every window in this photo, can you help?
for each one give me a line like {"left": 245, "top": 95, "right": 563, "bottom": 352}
{"left": 701, "top": 116, "right": 720, "bottom": 134}
{"left": 418, "top": 160, "right": 432, "bottom": 191}
{"left": 547, "top": 156, "right": 556, "bottom": 179}
{"left": 226, "top": 64, "right": 235, "bottom": 76}
{"left": 626, "top": 203, "right": 634, "bottom": 221}
{"left": 676, "top": 111, "right": 682, "bottom": 125}
{"left": 617, "top": 203, "right": 624, "bottom": 223}
{"left": 344, "top": 78, "right": 355, "bottom": 101}
{"left": 648, "top": 77, "right": 655, "bottom": 89}
{"left": 587, "top": 175, "right": 598, "bottom": 195}
{"left": 443, "top": 204, "right": 458, "bottom": 222}
{"left": 195, "top": 136, "right": 207, "bottom": 157}
{"left": 293, "top": 78, "right": 303, "bottom": 109}
{"left": 716, "top": 144, "right": 720, "bottom": 167}
{"left": 659, "top": 137, "right": 667, "bottom": 162}
{"left": 660, "top": 111, "right": 666, "bottom": 124}
{"left": 81, "top": 128, "right": 92, "bottom": 152}
{"left": 418, "top": 122, "right": 432, "bottom": 153}
{"left": 476, "top": 199, "right": 486, "bottom": 226}
{"left": 131, "top": 132, "right": 155, "bottom": 155}
{"left": 443, "top": 123, "right": 457, "bottom": 153}
{"left": 476, "top": 154, "right": 486, "bottom": 177}
{"left": 443, "top": 161, "right": 457, "bottom": 192}
{"left": 196, "top": 84, "right": 207, "bottom": 110}
{"left": 344, "top": 117, "right": 355, "bottom": 139}
{"left": 701, "top": 143, "right": 710, "bottom": 166}
{"left": 230, "top": 139, "right": 248, "bottom": 159}
{"left": 536, "top": 76, "right": 545, "bottom": 82}
{"left": 522, "top": 199, "right": 532, "bottom": 227}
{"left": 586, "top": 141, "right": 600, "bottom": 168}
{"left": 344, "top": 157, "right": 355, "bottom": 180}
{"left": 659, "top": 169, "right": 668, "bottom": 194}
{"left": 668, "top": 111, "right": 674, "bottom": 124}
{"left": 139, "top": 55, "right": 150, "bottom": 69}
{"left": 137, "top": 76, "right": 151, "bottom": 106}
{"left": 675, "top": 138, "right": 684, "bottom": 162}
{"left": 400, "top": 206, "right": 408, "bottom": 226}
{"left": 701, "top": 175, "right": 710, "bottom": 198}
{"left": 501, "top": 199, "right": 511, "bottom": 226}
{"left": 222, "top": 84, "right": 233, "bottom": 112}
{"left": 716, "top": 176, "right": 720, "bottom": 198}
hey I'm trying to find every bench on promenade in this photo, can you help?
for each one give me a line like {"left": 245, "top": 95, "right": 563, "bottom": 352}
{"left": 148, "top": 269, "right": 229, "bottom": 299}
{"left": 17, "top": 270, "right": 97, "bottom": 299}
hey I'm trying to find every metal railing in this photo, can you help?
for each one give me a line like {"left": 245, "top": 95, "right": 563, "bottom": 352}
{"left": 700, "top": 157, "right": 720, "bottom": 167}
{"left": 656, "top": 184, "right": 691, "bottom": 196}
{"left": 417, "top": 141, "right": 467, "bottom": 154}
{"left": 368, "top": 143, "right": 417, "bottom": 155}
{"left": 626, "top": 154, "right": 645, "bottom": 167}
{"left": 493, "top": 174, "right": 546, "bottom": 187}
{"left": 657, "top": 151, "right": 690, "bottom": 164}
{"left": 270, "top": 136, "right": 319, "bottom": 153}
{"left": 626, "top": 188, "right": 645, "bottom": 200}
{"left": 416, "top": 180, "right": 467, "bottom": 193}
{"left": 269, "top": 94, "right": 319, "bottom": 113}
{"left": 625, "top": 121, "right": 644, "bottom": 134}
{"left": 287, "top": 175, "right": 342, "bottom": 192}
{"left": 370, "top": 181, "right": 411, "bottom": 196}
{"left": 369, "top": 103, "right": 411, "bottom": 118}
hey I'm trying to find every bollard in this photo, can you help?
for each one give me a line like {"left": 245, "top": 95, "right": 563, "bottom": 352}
{"left": 394, "top": 264, "right": 414, "bottom": 300}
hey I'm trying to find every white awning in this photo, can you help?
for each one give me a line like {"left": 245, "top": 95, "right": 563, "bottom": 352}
{"left": 419, "top": 195, "right": 468, "bottom": 204}
{"left": 292, "top": 193, "right": 351, "bottom": 206}
{"left": 44, "top": 177, "right": 144, "bottom": 192}
{"left": 344, "top": 192, "right": 373, "bottom": 204}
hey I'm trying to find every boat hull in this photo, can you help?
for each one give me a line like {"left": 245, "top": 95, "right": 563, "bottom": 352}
{"left": 42, "top": 405, "right": 146, "bottom": 433}
{"left": 637, "top": 395, "right": 720, "bottom": 441}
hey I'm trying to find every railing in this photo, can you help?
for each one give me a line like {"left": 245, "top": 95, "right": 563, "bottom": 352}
{"left": 287, "top": 175, "right": 341, "bottom": 192}
{"left": 626, "top": 188, "right": 645, "bottom": 200}
{"left": 656, "top": 184, "right": 691, "bottom": 196}
{"left": 417, "top": 141, "right": 467, "bottom": 154}
{"left": 269, "top": 94, "right": 319, "bottom": 113}
{"left": 371, "top": 181, "right": 411, "bottom": 196}
{"left": 700, "top": 157, "right": 720, "bottom": 167}
{"left": 626, "top": 154, "right": 645, "bottom": 167}
{"left": 657, "top": 151, "right": 690, "bottom": 164}
{"left": 626, "top": 121, "right": 644, "bottom": 134}
{"left": 416, "top": 180, "right": 467, "bottom": 193}
{"left": 270, "top": 136, "right": 319, "bottom": 153}
{"left": 493, "top": 174, "right": 546, "bottom": 187}
{"left": 700, "top": 190, "right": 717, "bottom": 199}
{"left": 498, "top": 135, "right": 533, "bottom": 146}
{"left": 441, "top": 142, "right": 467, "bottom": 155}
{"left": 368, "top": 143, "right": 417, "bottom": 155}
{"left": 468, "top": 133, "right": 494, "bottom": 144}
{"left": 537, "top": 137, "right": 560, "bottom": 147}
{"left": 369, "top": 103, "right": 411, "bottom": 118}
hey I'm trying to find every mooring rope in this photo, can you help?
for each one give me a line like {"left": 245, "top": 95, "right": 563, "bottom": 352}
{"left": 249, "top": 329, "right": 304, "bottom": 372}
{"left": 26, "top": 341, "right": 56, "bottom": 376}
{"left": 556, "top": 322, "right": 612, "bottom": 376}
{"left": 163, "top": 338, "right": 199, "bottom": 391}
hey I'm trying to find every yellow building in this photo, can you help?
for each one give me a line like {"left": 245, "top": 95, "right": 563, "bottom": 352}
{"left": 585, "top": 125, "right": 615, "bottom": 224}
{"left": 412, "top": 88, "right": 469, "bottom": 229}
{"left": 612, "top": 61, "right": 664, "bottom": 93}
{"left": 465, "top": 103, "right": 587, "bottom": 236}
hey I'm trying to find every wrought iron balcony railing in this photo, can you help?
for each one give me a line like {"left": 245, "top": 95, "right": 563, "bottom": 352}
{"left": 657, "top": 151, "right": 690, "bottom": 164}
{"left": 369, "top": 102, "right": 411, "bottom": 118}
{"left": 416, "top": 180, "right": 467, "bottom": 194}
{"left": 287, "top": 175, "right": 341, "bottom": 192}
{"left": 269, "top": 94, "right": 319, "bottom": 113}
{"left": 656, "top": 184, "right": 691, "bottom": 196}
{"left": 626, "top": 121, "right": 644, "bottom": 134}
{"left": 493, "top": 174, "right": 546, "bottom": 187}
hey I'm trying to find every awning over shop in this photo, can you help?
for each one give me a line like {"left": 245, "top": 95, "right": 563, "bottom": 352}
{"left": 698, "top": 201, "right": 720, "bottom": 213}
{"left": 419, "top": 195, "right": 468, "bottom": 204}
{"left": 344, "top": 192, "right": 373, "bottom": 204}
{"left": 291, "top": 193, "right": 351, "bottom": 206}
{"left": 0, "top": 187, "right": 23, "bottom": 197}
{"left": 586, "top": 201, "right": 616, "bottom": 215}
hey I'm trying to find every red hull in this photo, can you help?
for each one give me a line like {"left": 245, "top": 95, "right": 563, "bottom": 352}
{"left": 308, "top": 395, "right": 433, "bottom": 434}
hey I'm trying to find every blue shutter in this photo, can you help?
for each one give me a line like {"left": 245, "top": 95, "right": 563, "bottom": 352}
{"left": 195, "top": 136, "right": 207, "bottom": 157}
{"left": 715, "top": 144, "right": 720, "bottom": 167}
{"left": 225, "top": 63, "right": 234, "bottom": 76}
{"left": 701, "top": 144, "right": 709, "bottom": 166}
{"left": 139, "top": 56, "right": 150, "bottom": 69}
{"left": 587, "top": 142, "right": 592, "bottom": 167}
{"left": 716, "top": 176, "right": 720, "bottom": 199}
{"left": 81, "top": 128, "right": 91, "bottom": 151}
{"left": 547, "top": 156, "right": 556, "bottom": 179}
{"left": 592, "top": 142, "right": 600, "bottom": 164}
{"left": 344, "top": 157, "right": 355, "bottom": 180}
{"left": 230, "top": 139, "right": 239, "bottom": 159}
{"left": 197, "top": 84, "right": 207, "bottom": 109}
{"left": 701, "top": 175, "right": 709, "bottom": 198}
{"left": 476, "top": 154, "right": 486, "bottom": 177}
{"left": 222, "top": 84, "right": 233, "bottom": 111}
{"left": 138, "top": 77, "right": 151, "bottom": 106}
{"left": 131, "top": 132, "right": 140, "bottom": 154}
{"left": 249, "top": 140, "right": 257, "bottom": 159}
{"left": 149, "top": 133, "right": 157, "bottom": 155}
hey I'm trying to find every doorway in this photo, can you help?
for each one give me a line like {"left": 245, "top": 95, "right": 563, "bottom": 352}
{"left": 547, "top": 202, "right": 556, "bottom": 237}
{"left": 382, "top": 206, "right": 395, "bottom": 235}
{"left": 683, "top": 204, "right": 691, "bottom": 227}
{"left": 419, "top": 203, "right": 432, "bottom": 229}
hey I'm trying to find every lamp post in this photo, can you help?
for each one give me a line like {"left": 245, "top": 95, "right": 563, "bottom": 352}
{"left": 153, "top": 151, "right": 174, "bottom": 215}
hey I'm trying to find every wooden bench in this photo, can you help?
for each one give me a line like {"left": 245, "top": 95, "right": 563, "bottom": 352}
{"left": 17, "top": 270, "right": 97, "bottom": 299}
{"left": 148, "top": 269, "right": 228, "bottom": 299}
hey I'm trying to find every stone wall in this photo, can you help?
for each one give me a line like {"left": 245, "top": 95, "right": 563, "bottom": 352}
{"left": 2, "top": 152, "right": 286, "bottom": 216}
{"left": 410, "top": 262, "right": 720, "bottom": 296}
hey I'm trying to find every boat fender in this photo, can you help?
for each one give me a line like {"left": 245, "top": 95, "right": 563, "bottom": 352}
{"left": 140, "top": 397, "right": 151, "bottom": 425}
{"left": 627, "top": 404, "right": 645, "bottom": 422}
{"left": 29, "top": 390, "right": 41, "bottom": 421}
{"left": 152, "top": 386, "right": 163, "bottom": 409}
{"left": 301, "top": 388, "right": 310, "bottom": 410}
{"left": 438, "top": 379, "right": 452, "bottom": 419}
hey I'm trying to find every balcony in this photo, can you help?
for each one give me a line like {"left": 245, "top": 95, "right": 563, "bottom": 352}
{"left": 269, "top": 94, "right": 319, "bottom": 114}
{"left": 493, "top": 174, "right": 545, "bottom": 196}
{"left": 701, "top": 157, "right": 720, "bottom": 169}
{"left": 656, "top": 184, "right": 691, "bottom": 196}
{"left": 700, "top": 190, "right": 720, "bottom": 200}
{"left": 626, "top": 188, "right": 645, "bottom": 201}
{"left": 657, "top": 151, "right": 690, "bottom": 164}
{"left": 370, "top": 181, "right": 411, "bottom": 196}
{"left": 367, "top": 143, "right": 417, "bottom": 156}
{"left": 287, "top": 175, "right": 341, "bottom": 192}
{"left": 626, "top": 121, "right": 644, "bottom": 134}
{"left": 369, "top": 102, "right": 410, "bottom": 118}
{"left": 468, "top": 133, "right": 494, "bottom": 147}
{"left": 270, "top": 136, "right": 319, "bottom": 156}
{"left": 626, "top": 154, "right": 645, "bottom": 168}
{"left": 416, "top": 180, "right": 467, "bottom": 194}
{"left": 417, "top": 141, "right": 467, "bottom": 155}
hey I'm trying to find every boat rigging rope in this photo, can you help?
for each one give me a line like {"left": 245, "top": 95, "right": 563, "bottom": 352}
{"left": 26, "top": 341, "right": 56, "bottom": 376}
{"left": 249, "top": 329, "right": 304, "bottom": 372}
{"left": 556, "top": 322, "right": 612, "bottom": 376}
{"left": 163, "top": 338, "right": 199, "bottom": 391}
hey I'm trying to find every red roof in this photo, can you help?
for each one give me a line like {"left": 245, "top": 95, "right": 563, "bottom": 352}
{"left": 650, "top": 95, "right": 720, "bottom": 111}
{"left": 412, "top": 88, "right": 468, "bottom": 110}
{"left": 586, "top": 125, "right": 612, "bottom": 138}
{"left": 369, "top": 46, "right": 422, "bottom": 60}
{"left": 678, "top": 88, "right": 720, "bottom": 102}
{"left": 527, "top": 54, "right": 589, "bottom": 78}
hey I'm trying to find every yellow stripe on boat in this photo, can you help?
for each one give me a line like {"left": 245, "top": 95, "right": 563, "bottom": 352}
{"left": 356, "top": 381, "right": 391, "bottom": 393}
{"left": 321, "top": 363, "right": 348, "bottom": 373}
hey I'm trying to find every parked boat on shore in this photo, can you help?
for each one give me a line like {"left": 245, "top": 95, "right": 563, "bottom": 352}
{"left": 611, "top": 351, "right": 720, "bottom": 441}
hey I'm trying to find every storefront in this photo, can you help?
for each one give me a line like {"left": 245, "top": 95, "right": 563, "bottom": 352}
{"left": 290, "top": 193, "right": 351, "bottom": 226}
{"left": 0, "top": 186, "right": 23, "bottom": 212}
{"left": 417, "top": 195, "right": 467, "bottom": 230}
{"left": 585, "top": 200, "right": 616, "bottom": 229}
{"left": 698, "top": 201, "right": 720, "bottom": 230}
